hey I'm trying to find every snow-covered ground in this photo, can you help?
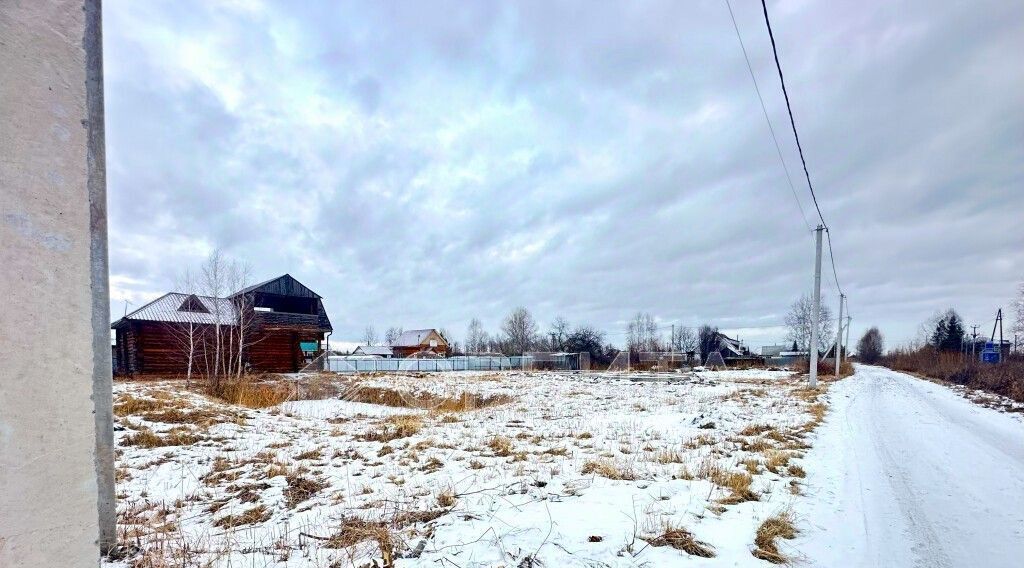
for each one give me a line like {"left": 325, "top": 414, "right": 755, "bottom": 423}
{"left": 794, "top": 364, "right": 1024, "bottom": 568}
{"left": 106, "top": 369, "right": 825, "bottom": 567}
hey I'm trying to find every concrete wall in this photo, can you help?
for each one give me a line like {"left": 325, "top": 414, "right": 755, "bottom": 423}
{"left": 0, "top": 1, "right": 114, "bottom": 565}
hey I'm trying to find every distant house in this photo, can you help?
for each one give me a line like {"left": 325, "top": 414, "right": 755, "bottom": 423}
{"left": 714, "top": 332, "right": 760, "bottom": 363}
{"left": 351, "top": 345, "right": 395, "bottom": 358}
{"left": 111, "top": 274, "right": 332, "bottom": 375}
{"left": 391, "top": 329, "right": 449, "bottom": 358}
{"left": 760, "top": 344, "right": 790, "bottom": 357}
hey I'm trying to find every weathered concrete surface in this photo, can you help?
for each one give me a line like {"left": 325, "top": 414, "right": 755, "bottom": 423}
{"left": 0, "top": 1, "right": 114, "bottom": 566}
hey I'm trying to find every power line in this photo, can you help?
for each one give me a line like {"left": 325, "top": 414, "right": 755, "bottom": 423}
{"left": 759, "top": 0, "right": 824, "bottom": 226}
{"left": 758, "top": 0, "right": 844, "bottom": 296}
{"left": 723, "top": 0, "right": 811, "bottom": 233}
{"left": 825, "top": 230, "right": 842, "bottom": 295}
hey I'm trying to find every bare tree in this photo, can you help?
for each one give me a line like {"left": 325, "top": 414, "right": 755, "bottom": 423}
{"left": 363, "top": 325, "right": 378, "bottom": 346}
{"left": 200, "top": 250, "right": 233, "bottom": 390}
{"left": 165, "top": 268, "right": 203, "bottom": 387}
{"left": 465, "top": 318, "right": 488, "bottom": 354}
{"left": 1014, "top": 279, "right": 1024, "bottom": 342}
{"left": 549, "top": 316, "right": 570, "bottom": 351}
{"left": 226, "top": 260, "right": 255, "bottom": 378}
{"left": 670, "top": 325, "right": 697, "bottom": 354}
{"left": 857, "top": 327, "right": 884, "bottom": 363}
{"left": 785, "top": 294, "right": 834, "bottom": 353}
{"left": 384, "top": 327, "right": 403, "bottom": 346}
{"left": 501, "top": 307, "right": 538, "bottom": 355}
{"left": 626, "top": 312, "right": 661, "bottom": 352}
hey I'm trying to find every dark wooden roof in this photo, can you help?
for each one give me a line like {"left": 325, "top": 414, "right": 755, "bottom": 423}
{"left": 232, "top": 274, "right": 321, "bottom": 299}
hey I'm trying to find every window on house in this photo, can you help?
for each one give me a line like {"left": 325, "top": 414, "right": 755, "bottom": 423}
{"left": 177, "top": 294, "right": 210, "bottom": 313}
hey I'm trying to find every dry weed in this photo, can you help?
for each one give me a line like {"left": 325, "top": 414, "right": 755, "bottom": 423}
{"left": 752, "top": 511, "right": 798, "bottom": 564}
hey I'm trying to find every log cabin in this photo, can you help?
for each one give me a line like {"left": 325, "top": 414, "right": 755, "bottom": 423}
{"left": 112, "top": 274, "right": 333, "bottom": 375}
{"left": 390, "top": 329, "right": 449, "bottom": 358}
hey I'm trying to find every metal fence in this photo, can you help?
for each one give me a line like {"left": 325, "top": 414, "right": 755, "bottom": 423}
{"left": 324, "top": 355, "right": 535, "bottom": 373}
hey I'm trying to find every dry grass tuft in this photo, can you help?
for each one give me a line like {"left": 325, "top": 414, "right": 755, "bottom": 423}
{"left": 644, "top": 523, "right": 715, "bottom": 557}
{"left": 655, "top": 448, "right": 685, "bottom": 464}
{"left": 213, "top": 505, "right": 271, "bottom": 528}
{"left": 581, "top": 459, "right": 636, "bottom": 480}
{"left": 114, "top": 395, "right": 165, "bottom": 416}
{"left": 294, "top": 448, "right": 323, "bottom": 461}
{"left": 212, "top": 378, "right": 293, "bottom": 409}
{"left": 362, "top": 414, "right": 424, "bottom": 442}
{"left": 436, "top": 488, "right": 456, "bottom": 508}
{"left": 713, "top": 471, "right": 759, "bottom": 505}
{"left": 326, "top": 518, "right": 395, "bottom": 565}
{"left": 684, "top": 434, "right": 717, "bottom": 449}
{"left": 122, "top": 427, "right": 202, "bottom": 448}
{"left": 487, "top": 435, "right": 514, "bottom": 457}
{"left": 283, "top": 474, "right": 327, "bottom": 508}
{"left": 764, "top": 450, "right": 793, "bottom": 474}
{"left": 739, "top": 423, "right": 775, "bottom": 437}
{"left": 752, "top": 511, "right": 798, "bottom": 564}
{"left": 343, "top": 386, "right": 513, "bottom": 412}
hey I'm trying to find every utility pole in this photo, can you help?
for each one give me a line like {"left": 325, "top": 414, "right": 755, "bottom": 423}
{"left": 835, "top": 293, "right": 844, "bottom": 379}
{"left": 844, "top": 315, "right": 852, "bottom": 367}
{"left": 810, "top": 225, "right": 824, "bottom": 387}
{"left": 971, "top": 325, "right": 979, "bottom": 360}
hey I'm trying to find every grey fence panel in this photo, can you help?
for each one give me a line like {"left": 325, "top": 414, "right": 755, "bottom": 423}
{"left": 324, "top": 355, "right": 544, "bottom": 373}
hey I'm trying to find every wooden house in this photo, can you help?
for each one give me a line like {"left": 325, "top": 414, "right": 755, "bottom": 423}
{"left": 391, "top": 329, "right": 449, "bottom": 358}
{"left": 112, "top": 274, "right": 333, "bottom": 375}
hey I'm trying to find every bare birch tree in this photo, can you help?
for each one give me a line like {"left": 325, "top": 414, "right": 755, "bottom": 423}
{"left": 165, "top": 268, "right": 203, "bottom": 387}
{"left": 501, "top": 307, "right": 538, "bottom": 355}
{"left": 384, "top": 327, "right": 403, "bottom": 346}
{"left": 363, "top": 325, "right": 378, "bottom": 346}
{"left": 465, "top": 318, "right": 487, "bottom": 354}
{"left": 226, "top": 260, "right": 255, "bottom": 378}
{"left": 200, "top": 250, "right": 231, "bottom": 390}
{"left": 785, "top": 294, "right": 834, "bottom": 353}
{"left": 626, "top": 312, "right": 661, "bottom": 353}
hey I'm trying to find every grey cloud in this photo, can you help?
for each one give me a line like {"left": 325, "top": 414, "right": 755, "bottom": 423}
{"left": 102, "top": 0, "right": 1024, "bottom": 346}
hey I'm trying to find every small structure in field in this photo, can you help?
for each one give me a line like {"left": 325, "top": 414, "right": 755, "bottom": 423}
{"left": 351, "top": 345, "right": 395, "bottom": 358}
{"left": 704, "top": 351, "right": 727, "bottom": 369}
{"left": 112, "top": 274, "right": 332, "bottom": 375}
{"left": 390, "top": 329, "right": 449, "bottom": 358}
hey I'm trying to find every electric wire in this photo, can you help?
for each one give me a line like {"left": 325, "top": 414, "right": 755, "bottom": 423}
{"left": 758, "top": 0, "right": 844, "bottom": 296}
{"left": 723, "top": 0, "right": 811, "bottom": 232}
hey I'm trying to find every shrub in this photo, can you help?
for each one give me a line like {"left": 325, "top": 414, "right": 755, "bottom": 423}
{"left": 883, "top": 348, "right": 1024, "bottom": 402}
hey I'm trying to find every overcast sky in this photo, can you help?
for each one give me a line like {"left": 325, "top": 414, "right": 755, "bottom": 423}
{"left": 103, "top": 0, "right": 1023, "bottom": 349}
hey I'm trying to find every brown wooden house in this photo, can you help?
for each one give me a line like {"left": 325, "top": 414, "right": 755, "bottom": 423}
{"left": 390, "top": 329, "right": 449, "bottom": 358}
{"left": 112, "top": 274, "right": 333, "bottom": 375}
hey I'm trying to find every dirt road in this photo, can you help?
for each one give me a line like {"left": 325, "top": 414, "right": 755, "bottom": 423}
{"left": 795, "top": 364, "right": 1024, "bottom": 567}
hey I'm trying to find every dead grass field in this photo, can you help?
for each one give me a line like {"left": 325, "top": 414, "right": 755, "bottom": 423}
{"left": 106, "top": 369, "right": 833, "bottom": 567}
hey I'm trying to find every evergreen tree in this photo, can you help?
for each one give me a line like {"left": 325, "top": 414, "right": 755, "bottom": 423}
{"left": 942, "top": 312, "right": 965, "bottom": 351}
{"left": 931, "top": 317, "right": 948, "bottom": 348}
{"left": 930, "top": 309, "right": 965, "bottom": 351}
